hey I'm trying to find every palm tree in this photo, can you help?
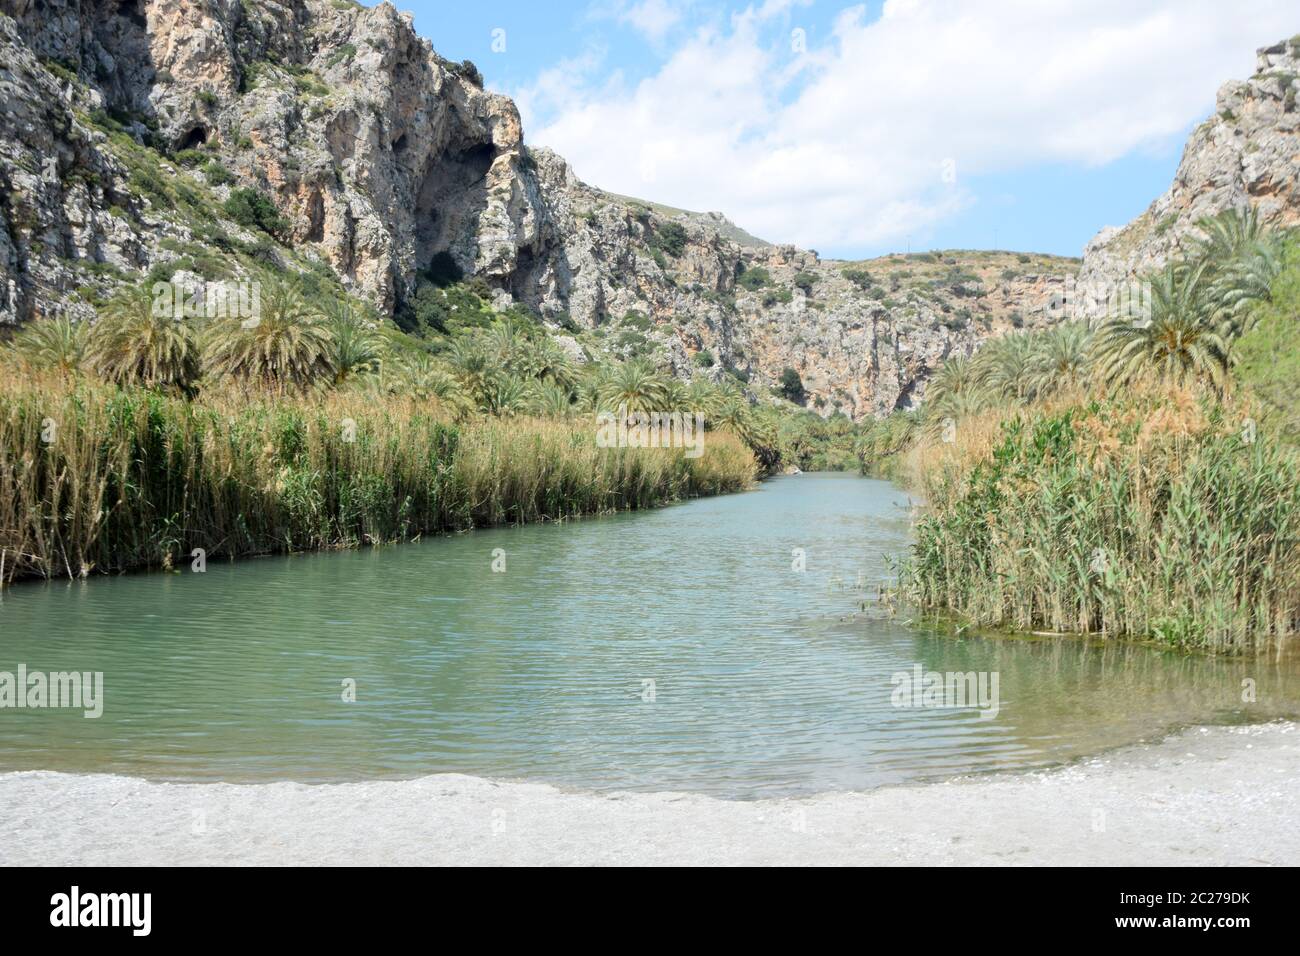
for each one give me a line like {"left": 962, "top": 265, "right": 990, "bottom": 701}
{"left": 924, "top": 354, "right": 980, "bottom": 409}
{"left": 661, "top": 377, "right": 687, "bottom": 412}
{"left": 1026, "top": 321, "right": 1092, "bottom": 397}
{"left": 1191, "top": 207, "right": 1267, "bottom": 263}
{"left": 529, "top": 380, "right": 576, "bottom": 418}
{"left": 1092, "top": 261, "right": 1231, "bottom": 390}
{"left": 1187, "top": 206, "right": 1282, "bottom": 337}
{"left": 574, "top": 364, "right": 612, "bottom": 412}
{"left": 598, "top": 358, "right": 670, "bottom": 414}
{"left": 394, "top": 352, "right": 475, "bottom": 417}
{"left": 924, "top": 388, "right": 988, "bottom": 441}
{"left": 974, "top": 332, "right": 1035, "bottom": 403}
{"left": 321, "top": 301, "right": 382, "bottom": 385}
{"left": 479, "top": 373, "right": 529, "bottom": 416}
{"left": 10, "top": 315, "right": 89, "bottom": 372}
{"left": 1208, "top": 240, "right": 1282, "bottom": 338}
{"left": 86, "top": 283, "right": 200, "bottom": 391}
{"left": 446, "top": 338, "right": 495, "bottom": 409}
{"left": 711, "top": 387, "right": 777, "bottom": 466}
{"left": 711, "top": 388, "right": 758, "bottom": 443}
{"left": 484, "top": 319, "right": 528, "bottom": 370}
{"left": 534, "top": 339, "right": 579, "bottom": 390}
{"left": 923, "top": 353, "right": 992, "bottom": 425}
{"left": 860, "top": 410, "right": 921, "bottom": 462}
{"left": 681, "top": 379, "right": 724, "bottom": 419}
{"left": 204, "top": 279, "right": 332, "bottom": 390}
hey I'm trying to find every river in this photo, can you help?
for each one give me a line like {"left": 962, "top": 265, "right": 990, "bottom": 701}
{"left": 1, "top": 473, "right": 1297, "bottom": 797}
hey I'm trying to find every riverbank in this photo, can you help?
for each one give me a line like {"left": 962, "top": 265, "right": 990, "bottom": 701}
{"left": 858, "top": 226, "right": 1300, "bottom": 655}
{"left": 895, "top": 385, "right": 1300, "bottom": 654}
{"left": 2, "top": 722, "right": 1294, "bottom": 866}
{"left": 0, "top": 368, "right": 757, "bottom": 582}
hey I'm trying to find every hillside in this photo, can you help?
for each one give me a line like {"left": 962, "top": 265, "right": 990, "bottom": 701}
{"left": 0, "top": 0, "right": 1078, "bottom": 419}
{"left": 1077, "top": 35, "right": 1300, "bottom": 315}
{"left": 601, "top": 191, "right": 772, "bottom": 249}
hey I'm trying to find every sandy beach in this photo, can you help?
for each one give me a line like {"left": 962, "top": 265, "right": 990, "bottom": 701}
{"left": 0, "top": 722, "right": 1296, "bottom": 866}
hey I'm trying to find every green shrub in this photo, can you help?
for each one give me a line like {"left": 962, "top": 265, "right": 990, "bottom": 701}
{"left": 293, "top": 73, "right": 330, "bottom": 97}
{"left": 395, "top": 279, "right": 490, "bottom": 338}
{"left": 326, "top": 43, "right": 357, "bottom": 68}
{"left": 652, "top": 221, "right": 688, "bottom": 257}
{"left": 792, "top": 272, "right": 818, "bottom": 294}
{"left": 778, "top": 367, "right": 806, "bottom": 402}
{"left": 620, "top": 310, "right": 652, "bottom": 331}
{"left": 613, "top": 329, "right": 649, "bottom": 355}
{"left": 736, "top": 266, "right": 771, "bottom": 291}
{"left": 41, "top": 58, "right": 80, "bottom": 86}
{"left": 842, "top": 267, "right": 874, "bottom": 290}
{"left": 202, "top": 160, "right": 233, "bottom": 185}
{"left": 223, "top": 187, "right": 289, "bottom": 239}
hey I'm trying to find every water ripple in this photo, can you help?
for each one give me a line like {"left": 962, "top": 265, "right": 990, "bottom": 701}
{"left": 0, "top": 474, "right": 1297, "bottom": 797}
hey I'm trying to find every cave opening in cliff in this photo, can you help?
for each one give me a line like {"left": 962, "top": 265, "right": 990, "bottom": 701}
{"left": 414, "top": 143, "right": 495, "bottom": 267}
{"left": 117, "top": 0, "right": 147, "bottom": 29}
{"left": 179, "top": 126, "right": 208, "bottom": 151}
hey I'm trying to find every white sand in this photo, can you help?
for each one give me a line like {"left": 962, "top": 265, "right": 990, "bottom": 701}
{"left": 1, "top": 722, "right": 1296, "bottom": 866}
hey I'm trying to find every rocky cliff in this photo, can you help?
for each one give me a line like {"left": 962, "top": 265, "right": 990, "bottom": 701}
{"left": 0, "top": 0, "right": 1077, "bottom": 418}
{"left": 1077, "top": 36, "right": 1300, "bottom": 317}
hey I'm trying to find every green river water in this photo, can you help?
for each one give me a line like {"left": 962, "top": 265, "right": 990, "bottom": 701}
{"left": 1, "top": 473, "right": 1297, "bottom": 797}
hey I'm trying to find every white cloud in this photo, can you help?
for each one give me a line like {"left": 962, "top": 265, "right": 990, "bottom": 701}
{"left": 622, "top": 0, "right": 685, "bottom": 41}
{"left": 584, "top": 0, "right": 697, "bottom": 43}
{"left": 517, "top": 0, "right": 1298, "bottom": 253}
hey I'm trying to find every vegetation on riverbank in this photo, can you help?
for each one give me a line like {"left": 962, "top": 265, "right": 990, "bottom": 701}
{"left": 908, "top": 386, "right": 1299, "bottom": 652}
{"left": 4, "top": 208, "right": 898, "bottom": 580}
{"left": 866, "top": 211, "right": 1300, "bottom": 653}
{"left": 0, "top": 365, "right": 755, "bottom": 582}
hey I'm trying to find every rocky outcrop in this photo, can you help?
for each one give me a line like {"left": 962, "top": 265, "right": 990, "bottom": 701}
{"left": 0, "top": 0, "right": 1076, "bottom": 417}
{"left": 512, "top": 147, "right": 1075, "bottom": 417}
{"left": 1077, "top": 36, "right": 1300, "bottom": 318}
{"left": 0, "top": 0, "right": 544, "bottom": 317}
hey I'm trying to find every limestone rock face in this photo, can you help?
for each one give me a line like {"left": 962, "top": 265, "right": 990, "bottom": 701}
{"left": 1076, "top": 37, "right": 1300, "bottom": 318}
{"left": 0, "top": 0, "right": 1075, "bottom": 416}
{"left": 0, "top": 0, "right": 543, "bottom": 318}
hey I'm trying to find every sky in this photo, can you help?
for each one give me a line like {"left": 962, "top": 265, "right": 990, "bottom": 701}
{"left": 390, "top": 0, "right": 1297, "bottom": 260}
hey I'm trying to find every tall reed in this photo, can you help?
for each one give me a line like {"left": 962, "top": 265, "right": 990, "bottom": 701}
{"left": 0, "top": 365, "right": 755, "bottom": 582}
{"left": 903, "top": 386, "right": 1300, "bottom": 654}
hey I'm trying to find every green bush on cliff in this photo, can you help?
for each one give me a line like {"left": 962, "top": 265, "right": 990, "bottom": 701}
{"left": 224, "top": 187, "right": 290, "bottom": 239}
{"left": 651, "top": 221, "right": 688, "bottom": 258}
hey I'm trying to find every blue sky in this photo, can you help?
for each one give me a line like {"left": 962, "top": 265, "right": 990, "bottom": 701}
{"left": 390, "top": 0, "right": 1295, "bottom": 260}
